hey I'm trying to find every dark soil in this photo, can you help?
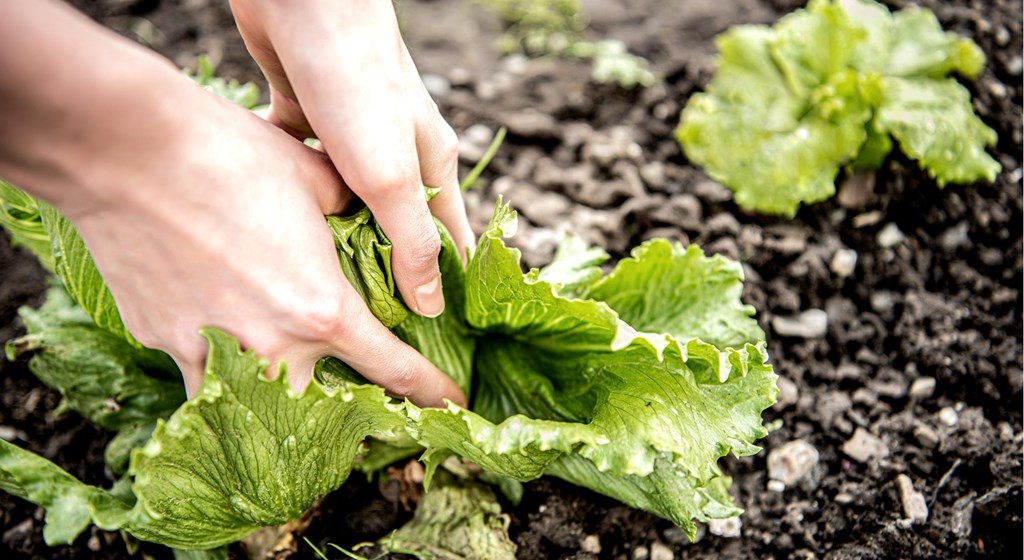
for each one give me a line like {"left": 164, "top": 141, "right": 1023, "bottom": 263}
{"left": 2, "top": 0, "right": 1021, "bottom": 559}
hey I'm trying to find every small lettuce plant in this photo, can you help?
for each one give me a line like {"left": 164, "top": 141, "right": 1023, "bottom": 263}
{"left": 677, "top": 0, "right": 1000, "bottom": 216}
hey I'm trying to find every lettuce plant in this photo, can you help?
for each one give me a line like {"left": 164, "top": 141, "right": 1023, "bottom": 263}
{"left": 0, "top": 60, "right": 775, "bottom": 552}
{"left": 0, "top": 184, "right": 777, "bottom": 551}
{"left": 676, "top": 0, "right": 1000, "bottom": 216}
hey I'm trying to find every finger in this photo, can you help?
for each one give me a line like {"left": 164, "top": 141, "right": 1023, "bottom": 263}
{"left": 174, "top": 357, "right": 204, "bottom": 399}
{"left": 322, "top": 110, "right": 446, "bottom": 318}
{"left": 417, "top": 110, "right": 476, "bottom": 262}
{"left": 267, "top": 86, "right": 314, "bottom": 141}
{"left": 334, "top": 302, "right": 467, "bottom": 408}
{"left": 297, "top": 145, "right": 355, "bottom": 215}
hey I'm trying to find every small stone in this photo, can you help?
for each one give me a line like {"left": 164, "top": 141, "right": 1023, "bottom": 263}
{"left": 876, "top": 223, "right": 906, "bottom": 248}
{"left": 909, "top": 377, "right": 937, "bottom": 400}
{"left": 870, "top": 291, "right": 896, "bottom": 314}
{"left": 0, "top": 425, "right": 26, "bottom": 441}
{"left": 448, "top": 66, "right": 472, "bottom": 86}
{"left": 650, "top": 541, "right": 674, "bottom": 560}
{"left": 834, "top": 492, "right": 855, "bottom": 505}
{"left": 692, "top": 179, "right": 733, "bottom": 203}
{"left": 581, "top": 535, "right": 602, "bottom": 554}
{"left": 852, "top": 210, "right": 883, "bottom": 228}
{"left": 705, "top": 212, "right": 740, "bottom": 236}
{"left": 501, "top": 53, "right": 529, "bottom": 74}
{"left": 708, "top": 517, "right": 742, "bottom": 538}
{"left": 87, "top": 534, "right": 102, "bottom": 552}
{"left": 896, "top": 474, "right": 929, "bottom": 523}
{"left": 1006, "top": 56, "right": 1023, "bottom": 76}
{"left": 938, "top": 407, "right": 959, "bottom": 427}
{"left": 768, "top": 479, "right": 787, "bottom": 493}
{"left": 938, "top": 222, "right": 970, "bottom": 252}
{"left": 640, "top": 161, "right": 667, "bottom": 188}
{"left": 994, "top": 25, "right": 1011, "bottom": 46}
{"left": 776, "top": 376, "right": 799, "bottom": 410}
{"left": 662, "top": 526, "right": 690, "bottom": 545}
{"left": 502, "top": 109, "right": 559, "bottom": 138}
{"left": 842, "top": 428, "right": 889, "bottom": 463}
{"left": 913, "top": 424, "right": 940, "bottom": 449}
{"left": 420, "top": 73, "right": 451, "bottom": 98}
{"left": 458, "top": 124, "right": 494, "bottom": 162}
{"left": 772, "top": 309, "right": 829, "bottom": 339}
{"left": 632, "top": 546, "right": 650, "bottom": 560}
{"left": 768, "top": 440, "right": 821, "bottom": 490}
{"left": 830, "top": 248, "right": 858, "bottom": 277}
{"left": 837, "top": 170, "right": 877, "bottom": 209}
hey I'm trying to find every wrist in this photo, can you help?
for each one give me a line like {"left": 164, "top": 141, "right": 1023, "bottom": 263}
{"left": 0, "top": 1, "right": 192, "bottom": 221}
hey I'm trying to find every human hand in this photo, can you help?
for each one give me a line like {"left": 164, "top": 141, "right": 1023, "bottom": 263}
{"left": 0, "top": 1, "right": 466, "bottom": 407}
{"left": 230, "top": 0, "right": 476, "bottom": 320}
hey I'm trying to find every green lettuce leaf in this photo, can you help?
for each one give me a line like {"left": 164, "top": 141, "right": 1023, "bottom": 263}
{"left": 126, "top": 328, "right": 408, "bottom": 549}
{"left": 0, "top": 193, "right": 775, "bottom": 546}
{"left": 0, "top": 179, "right": 53, "bottom": 270}
{"left": 408, "top": 201, "right": 776, "bottom": 536}
{"left": 385, "top": 474, "right": 516, "bottom": 560}
{"left": 6, "top": 287, "right": 183, "bottom": 431}
{"left": 875, "top": 77, "right": 1000, "bottom": 185}
{"left": 677, "top": 0, "right": 999, "bottom": 216}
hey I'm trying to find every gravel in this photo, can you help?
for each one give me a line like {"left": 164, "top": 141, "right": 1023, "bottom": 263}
{"left": 842, "top": 428, "right": 890, "bottom": 463}
{"left": 771, "top": 309, "right": 829, "bottom": 339}
{"left": 896, "top": 474, "right": 930, "bottom": 524}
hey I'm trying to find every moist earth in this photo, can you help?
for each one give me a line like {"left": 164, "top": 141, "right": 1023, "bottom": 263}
{"left": 2, "top": 0, "right": 1021, "bottom": 558}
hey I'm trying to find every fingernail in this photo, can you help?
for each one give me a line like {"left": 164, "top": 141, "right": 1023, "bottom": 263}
{"left": 414, "top": 275, "right": 444, "bottom": 317}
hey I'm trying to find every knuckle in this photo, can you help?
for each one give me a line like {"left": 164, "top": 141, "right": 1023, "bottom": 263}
{"left": 401, "top": 230, "right": 442, "bottom": 272}
{"left": 383, "top": 356, "right": 419, "bottom": 398}
{"left": 279, "top": 292, "right": 347, "bottom": 342}
{"left": 369, "top": 168, "right": 419, "bottom": 200}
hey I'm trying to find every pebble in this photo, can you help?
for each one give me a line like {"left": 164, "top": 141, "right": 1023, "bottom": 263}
{"left": 692, "top": 179, "right": 733, "bottom": 203}
{"left": 632, "top": 546, "right": 650, "bottom": 560}
{"left": 771, "top": 309, "right": 829, "bottom": 339}
{"left": 870, "top": 291, "right": 896, "bottom": 314}
{"left": 913, "top": 424, "right": 941, "bottom": 449}
{"left": 767, "top": 439, "right": 820, "bottom": 490}
{"left": 705, "top": 212, "right": 740, "bottom": 236}
{"left": 842, "top": 428, "right": 889, "bottom": 463}
{"left": 87, "top": 535, "right": 102, "bottom": 552}
{"left": 458, "top": 124, "right": 494, "bottom": 162}
{"left": 837, "top": 170, "right": 877, "bottom": 209}
{"left": 896, "top": 474, "right": 929, "bottom": 524}
{"left": 876, "top": 223, "right": 906, "bottom": 248}
{"left": 909, "top": 377, "right": 937, "bottom": 400}
{"left": 938, "top": 222, "right": 970, "bottom": 252}
{"left": 500, "top": 53, "right": 529, "bottom": 75}
{"left": 767, "top": 479, "right": 787, "bottom": 493}
{"left": 834, "top": 492, "right": 855, "bottom": 505}
{"left": 503, "top": 108, "right": 559, "bottom": 138}
{"left": 650, "top": 541, "right": 674, "bottom": 560}
{"left": 830, "top": 248, "right": 858, "bottom": 277}
{"left": 420, "top": 73, "right": 451, "bottom": 98}
{"left": 852, "top": 210, "right": 883, "bottom": 228}
{"left": 640, "top": 161, "right": 667, "bottom": 188}
{"left": 708, "top": 517, "right": 742, "bottom": 538}
{"left": 1005, "top": 56, "right": 1023, "bottom": 76}
{"left": 775, "top": 376, "right": 799, "bottom": 409}
{"left": 581, "top": 535, "right": 602, "bottom": 554}
{"left": 938, "top": 406, "right": 959, "bottom": 427}
{"left": 0, "top": 425, "right": 27, "bottom": 441}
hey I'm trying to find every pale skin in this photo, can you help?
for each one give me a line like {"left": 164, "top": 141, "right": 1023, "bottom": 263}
{"left": 0, "top": 0, "right": 469, "bottom": 407}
